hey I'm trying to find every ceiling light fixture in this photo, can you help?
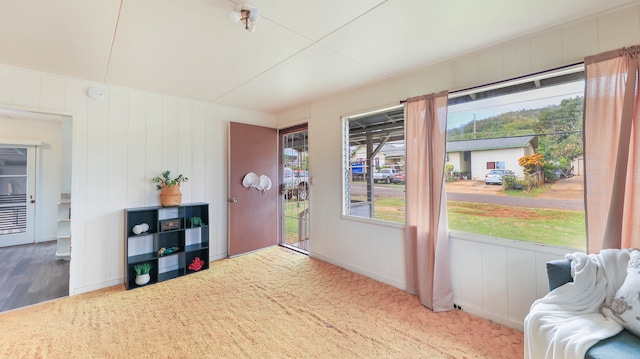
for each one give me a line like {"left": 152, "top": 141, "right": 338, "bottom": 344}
{"left": 230, "top": 3, "right": 260, "bottom": 32}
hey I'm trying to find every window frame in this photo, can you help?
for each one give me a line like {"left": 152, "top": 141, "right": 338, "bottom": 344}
{"left": 342, "top": 105, "right": 406, "bottom": 227}
{"left": 445, "top": 63, "right": 586, "bottom": 250}
{"left": 339, "top": 64, "right": 587, "bottom": 246}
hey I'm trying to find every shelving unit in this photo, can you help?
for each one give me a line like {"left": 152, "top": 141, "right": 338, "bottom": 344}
{"left": 55, "top": 193, "right": 71, "bottom": 260}
{"left": 124, "top": 202, "right": 209, "bottom": 290}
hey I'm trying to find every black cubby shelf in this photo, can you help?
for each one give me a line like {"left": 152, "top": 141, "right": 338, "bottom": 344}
{"left": 124, "top": 203, "right": 209, "bottom": 290}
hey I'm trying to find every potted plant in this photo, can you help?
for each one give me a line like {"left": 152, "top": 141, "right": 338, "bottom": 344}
{"left": 133, "top": 262, "right": 152, "bottom": 286}
{"left": 189, "top": 216, "right": 204, "bottom": 228}
{"left": 152, "top": 170, "right": 188, "bottom": 206}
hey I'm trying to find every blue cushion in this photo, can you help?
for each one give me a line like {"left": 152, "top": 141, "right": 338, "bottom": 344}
{"left": 586, "top": 330, "right": 640, "bottom": 359}
{"left": 546, "top": 259, "right": 573, "bottom": 291}
{"left": 546, "top": 259, "right": 640, "bottom": 358}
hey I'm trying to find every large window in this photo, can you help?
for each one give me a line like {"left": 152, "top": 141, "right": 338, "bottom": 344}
{"left": 341, "top": 65, "right": 587, "bottom": 250}
{"left": 343, "top": 106, "right": 406, "bottom": 224}
{"left": 446, "top": 65, "right": 586, "bottom": 250}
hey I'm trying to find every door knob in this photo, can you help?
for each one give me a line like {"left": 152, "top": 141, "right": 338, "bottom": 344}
{"left": 229, "top": 197, "right": 238, "bottom": 203}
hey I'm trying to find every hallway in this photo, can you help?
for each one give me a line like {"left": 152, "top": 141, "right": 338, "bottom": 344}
{"left": 0, "top": 241, "right": 69, "bottom": 312}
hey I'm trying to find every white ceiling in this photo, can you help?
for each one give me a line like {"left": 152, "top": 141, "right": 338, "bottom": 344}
{"left": 0, "top": 0, "right": 637, "bottom": 114}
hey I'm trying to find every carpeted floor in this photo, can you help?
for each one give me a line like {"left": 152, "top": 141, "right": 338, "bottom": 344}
{"left": 0, "top": 246, "right": 523, "bottom": 358}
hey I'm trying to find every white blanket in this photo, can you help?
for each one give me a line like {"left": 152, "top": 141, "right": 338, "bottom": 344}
{"left": 524, "top": 249, "right": 632, "bottom": 359}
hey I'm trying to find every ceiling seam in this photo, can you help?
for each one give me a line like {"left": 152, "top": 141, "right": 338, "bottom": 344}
{"left": 211, "top": 1, "right": 390, "bottom": 104}
{"left": 313, "top": 1, "right": 389, "bottom": 43}
{"left": 104, "top": 0, "right": 124, "bottom": 82}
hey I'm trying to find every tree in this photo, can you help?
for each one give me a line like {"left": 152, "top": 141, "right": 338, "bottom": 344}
{"left": 519, "top": 153, "right": 545, "bottom": 191}
{"left": 445, "top": 163, "right": 455, "bottom": 182}
{"left": 519, "top": 153, "right": 544, "bottom": 174}
{"left": 533, "top": 96, "right": 583, "bottom": 169}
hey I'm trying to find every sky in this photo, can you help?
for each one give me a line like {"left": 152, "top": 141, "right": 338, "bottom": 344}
{"left": 447, "top": 80, "right": 585, "bottom": 129}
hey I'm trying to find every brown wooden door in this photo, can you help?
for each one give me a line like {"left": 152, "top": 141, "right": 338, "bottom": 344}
{"left": 228, "top": 122, "right": 278, "bottom": 256}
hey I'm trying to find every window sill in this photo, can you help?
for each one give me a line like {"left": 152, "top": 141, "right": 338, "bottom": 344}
{"left": 341, "top": 214, "right": 405, "bottom": 230}
{"left": 448, "top": 230, "right": 582, "bottom": 255}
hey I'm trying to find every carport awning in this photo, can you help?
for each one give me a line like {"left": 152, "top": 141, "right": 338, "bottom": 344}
{"left": 348, "top": 107, "right": 404, "bottom": 147}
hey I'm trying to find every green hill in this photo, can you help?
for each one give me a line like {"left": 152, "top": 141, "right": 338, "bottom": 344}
{"left": 446, "top": 96, "right": 584, "bottom": 174}
{"left": 447, "top": 108, "right": 541, "bottom": 141}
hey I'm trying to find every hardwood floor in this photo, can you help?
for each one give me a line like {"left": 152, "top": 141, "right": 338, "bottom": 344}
{"left": 0, "top": 241, "right": 69, "bottom": 312}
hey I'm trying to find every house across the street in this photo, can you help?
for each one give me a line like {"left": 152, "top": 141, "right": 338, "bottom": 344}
{"left": 446, "top": 136, "right": 538, "bottom": 181}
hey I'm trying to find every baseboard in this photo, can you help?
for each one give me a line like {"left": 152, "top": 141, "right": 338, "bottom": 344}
{"left": 210, "top": 252, "right": 227, "bottom": 262}
{"left": 457, "top": 303, "right": 524, "bottom": 332}
{"left": 311, "top": 253, "right": 406, "bottom": 291}
{"left": 71, "top": 278, "right": 123, "bottom": 296}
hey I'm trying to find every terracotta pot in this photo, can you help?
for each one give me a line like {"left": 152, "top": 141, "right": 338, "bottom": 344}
{"left": 160, "top": 184, "right": 182, "bottom": 207}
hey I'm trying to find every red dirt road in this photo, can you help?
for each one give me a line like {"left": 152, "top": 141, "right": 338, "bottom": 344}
{"left": 446, "top": 175, "right": 584, "bottom": 201}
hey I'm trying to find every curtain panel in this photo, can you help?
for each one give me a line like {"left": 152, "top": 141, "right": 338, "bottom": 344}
{"left": 584, "top": 45, "right": 640, "bottom": 252}
{"left": 404, "top": 91, "right": 453, "bottom": 312}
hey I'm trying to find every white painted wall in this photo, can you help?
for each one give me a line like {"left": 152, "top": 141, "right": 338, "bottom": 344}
{"left": 277, "top": 4, "right": 640, "bottom": 329}
{"left": 0, "top": 66, "right": 275, "bottom": 295}
{"left": 446, "top": 152, "right": 462, "bottom": 173}
{"left": 450, "top": 232, "right": 568, "bottom": 330}
{"left": 471, "top": 147, "right": 527, "bottom": 180}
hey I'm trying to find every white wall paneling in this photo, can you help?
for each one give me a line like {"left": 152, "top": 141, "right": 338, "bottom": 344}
{"left": 12, "top": 69, "right": 41, "bottom": 108}
{"left": 144, "top": 94, "right": 164, "bottom": 207}
{"left": 106, "top": 88, "right": 129, "bottom": 282}
{"left": 507, "top": 248, "right": 538, "bottom": 325}
{"left": 126, "top": 91, "right": 148, "bottom": 208}
{"left": 451, "top": 233, "right": 568, "bottom": 330}
{"left": 530, "top": 29, "right": 564, "bottom": 72}
{"left": 0, "top": 67, "right": 13, "bottom": 104}
{"left": 64, "top": 79, "right": 88, "bottom": 293}
{"left": 40, "top": 75, "right": 66, "bottom": 111}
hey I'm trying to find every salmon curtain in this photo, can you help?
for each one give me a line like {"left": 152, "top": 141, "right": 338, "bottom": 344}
{"left": 404, "top": 91, "right": 453, "bottom": 312}
{"left": 584, "top": 45, "right": 640, "bottom": 252}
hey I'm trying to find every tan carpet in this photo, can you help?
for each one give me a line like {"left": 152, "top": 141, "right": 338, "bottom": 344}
{"left": 0, "top": 246, "right": 523, "bottom": 358}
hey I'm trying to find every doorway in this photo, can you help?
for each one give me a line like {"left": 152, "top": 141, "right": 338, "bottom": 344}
{"left": 228, "top": 122, "right": 278, "bottom": 257}
{"left": 0, "top": 108, "right": 71, "bottom": 312}
{"left": 279, "top": 125, "right": 309, "bottom": 253}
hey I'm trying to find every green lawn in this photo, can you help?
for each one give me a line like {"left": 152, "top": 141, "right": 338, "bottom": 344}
{"left": 447, "top": 201, "right": 586, "bottom": 250}
{"left": 351, "top": 195, "right": 405, "bottom": 223}
{"left": 351, "top": 194, "right": 586, "bottom": 250}
{"left": 282, "top": 199, "right": 309, "bottom": 245}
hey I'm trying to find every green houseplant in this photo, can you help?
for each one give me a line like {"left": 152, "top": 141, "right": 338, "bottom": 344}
{"left": 133, "top": 262, "right": 152, "bottom": 286}
{"left": 152, "top": 170, "right": 188, "bottom": 206}
{"left": 189, "top": 216, "right": 204, "bottom": 228}
{"left": 152, "top": 170, "right": 188, "bottom": 190}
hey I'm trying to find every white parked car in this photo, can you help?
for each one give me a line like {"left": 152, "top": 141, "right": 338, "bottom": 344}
{"left": 484, "top": 169, "right": 514, "bottom": 185}
{"left": 373, "top": 168, "right": 398, "bottom": 184}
